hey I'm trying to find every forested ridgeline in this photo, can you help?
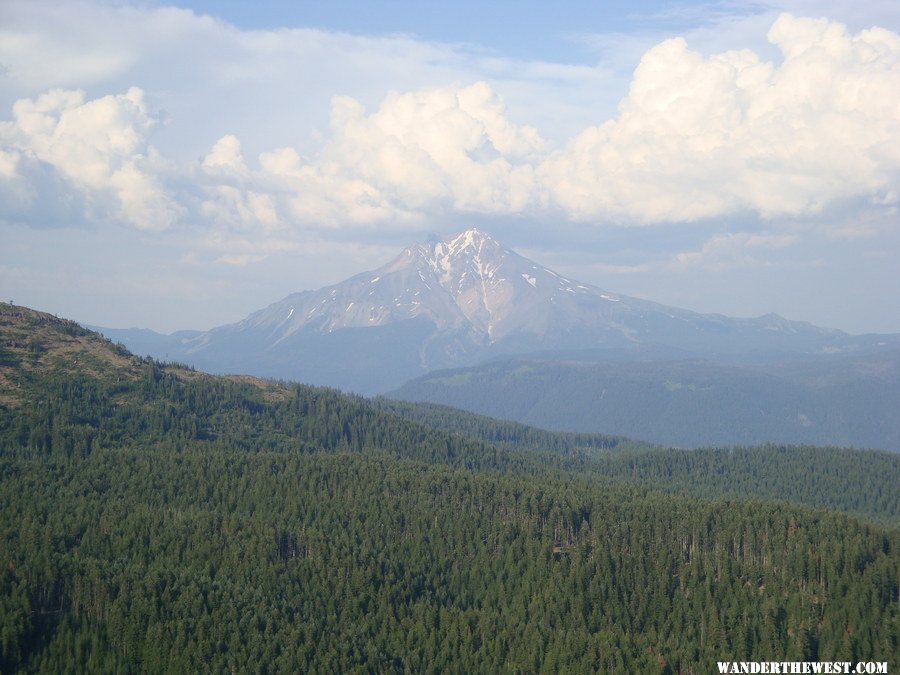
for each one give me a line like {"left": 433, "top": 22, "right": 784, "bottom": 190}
{"left": 372, "top": 397, "right": 638, "bottom": 454}
{"left": 2, "top": 302, "right": 899, "bottom": 523}
{"left": 591, "top": 445, "right": 900, "bottom": 527}
{"left": 1, "top": 450, "right": 897, "bottom": 673}
{"left": 0, "top": 362, "right": 537, "bottom": 472}
{"left": 389, "top": 355, "right": 900, "bottom": 452}
{"left": 0, "top": 303, "right": 544, "bottom": 472}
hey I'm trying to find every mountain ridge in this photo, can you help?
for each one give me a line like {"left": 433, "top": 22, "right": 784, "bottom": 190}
{"left": 89, "top": 228, "right": 900, "bottom": 393}
{"left": 389, "top": 348, "right": 900, "bottom": 452}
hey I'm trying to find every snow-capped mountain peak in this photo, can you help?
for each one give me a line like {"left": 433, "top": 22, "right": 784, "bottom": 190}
{"left": 166, "top": 228, "right": 869, "bottom": 393}
{"left": 397, "top": 229, "right": 512, "bottom": 336}
{"left": 233, "top": 227, "right": 632, "bottom": 346}
{"left": 397, "top": 228, "right": 501, "bottom": 284}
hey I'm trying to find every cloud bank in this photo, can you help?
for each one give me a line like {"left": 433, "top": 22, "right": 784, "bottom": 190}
{"left": 542, "top": 15, "right": 900, "bottom": 222}
{"left": 1, "top": 13, "right": 898, "bottom": 241}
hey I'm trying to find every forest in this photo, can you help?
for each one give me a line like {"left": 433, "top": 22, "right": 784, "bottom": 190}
{"left": 0, "top": 303, "right": 897, "bottom": 672}
{"left": 390, "top": 353, "right": 900, "bottom": 452}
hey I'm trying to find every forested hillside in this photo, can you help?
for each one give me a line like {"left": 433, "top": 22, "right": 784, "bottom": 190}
{"left": 3, "top": 450, "right": 897, "bottom": 672}
{"left": 1, "top": 303, "right": 898, "bottom": 671}
{"left": 377, "top": 399, "right": 900, "bottom": 525}
{"left": 372, "top": 397, "right": 636, "bottom": 455}
{"left": 391, "top": 355, "right": 900, "bottom": 451}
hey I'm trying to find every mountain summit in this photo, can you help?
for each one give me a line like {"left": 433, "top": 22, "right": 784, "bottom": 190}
{"left": 97, "top": 228, "right": 897, "bottom": 393}
{"left": 228, "top": 227, "right": 629, "bottom": 347}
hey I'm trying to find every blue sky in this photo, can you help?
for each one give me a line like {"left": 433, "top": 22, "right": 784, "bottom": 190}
{"left": 1, "top": 0, "right": 899, "bottom": 333}
{"left": 174, "top": 0, "right": 697, "bottom": 60}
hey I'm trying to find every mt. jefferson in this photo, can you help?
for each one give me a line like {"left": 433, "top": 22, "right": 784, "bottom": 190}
{"left": 97, "top": 228, "right": 898, "bottom": 393}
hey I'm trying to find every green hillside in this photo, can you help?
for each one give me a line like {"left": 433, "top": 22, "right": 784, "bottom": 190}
{"left": 377, "top": 397, "right": 900, "bottom": 525}
{"left": 1, "top": 303, "right": 897, "bottom": 672}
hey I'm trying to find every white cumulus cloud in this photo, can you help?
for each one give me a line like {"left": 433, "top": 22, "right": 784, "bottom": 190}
{"left": 540, "top": 13, "right": 900, "bottom": 223}
{"left": 193, "top": 82, "right": 546, "bottom": 233}
{"left": 0, "top": 86, "right": 180, "bottom": 230}
{"left": 318, "top": 82, "right": 545, "bottom": 216}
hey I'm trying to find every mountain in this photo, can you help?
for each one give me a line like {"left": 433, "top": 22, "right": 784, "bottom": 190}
{"left": 93, "top": 228, "right": 900, "bottom": 393}
{"left": 390, "top": 349, "right": 900, "bottom": 452}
